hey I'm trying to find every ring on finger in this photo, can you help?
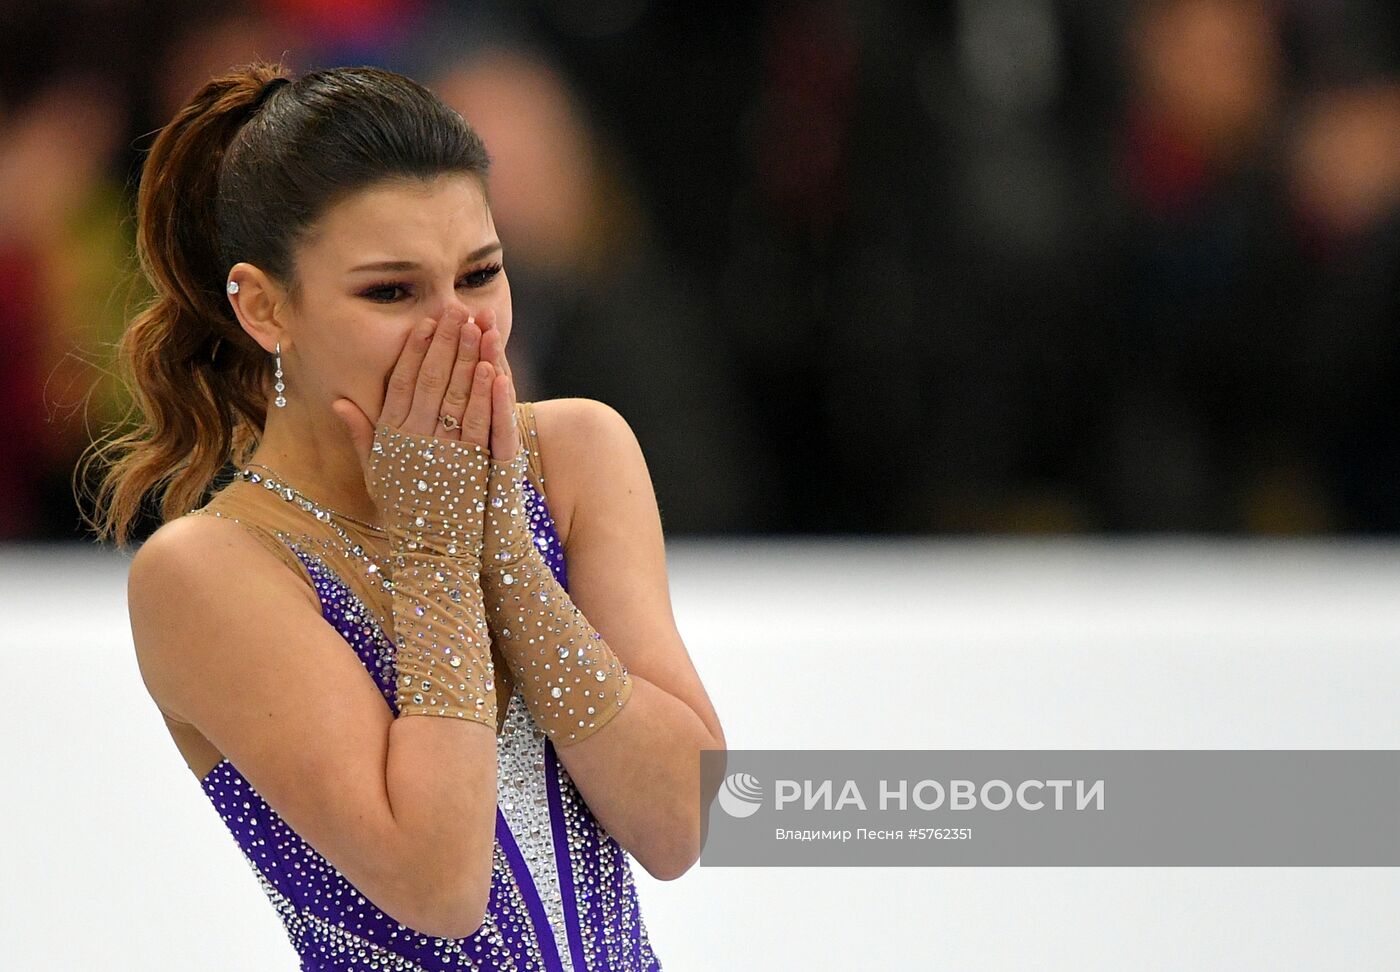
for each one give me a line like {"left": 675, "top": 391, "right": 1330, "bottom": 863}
{"left": 439, "top": 413, "right": 460, "bottom": 431}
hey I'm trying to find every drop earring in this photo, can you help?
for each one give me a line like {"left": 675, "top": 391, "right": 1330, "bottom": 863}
{"left": 274, "top": 341, "right": 287, "bottom": 408}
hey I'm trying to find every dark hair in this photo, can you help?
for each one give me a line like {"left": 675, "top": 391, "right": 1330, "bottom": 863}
{"left": 82, "top": 60, "right": 492, "bottom": 547}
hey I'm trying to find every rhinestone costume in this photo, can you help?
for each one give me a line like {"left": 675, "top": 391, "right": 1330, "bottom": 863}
{"left": 481, "top": 449, "right": 634, "bottom": 746}
{"left": 368, "top": 418, "right": 499, "bottom": 726}
{"left": 183, "top": 401, "right": 661, "bottom": 970}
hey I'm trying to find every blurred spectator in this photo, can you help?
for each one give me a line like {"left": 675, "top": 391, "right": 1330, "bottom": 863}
{"left": 1, "top": 0, "right": 1399, "bottom": 540}
{"left": 417, "top": 15, "right": 764, "bottom": 533}
{"left": 1285, "top": 82, "right": 1400, "bottom": 530}
{"left": 0, "top": 71, "right": 132, "bottom": 538}
{"left": 1098, "top": 0, "right": 1300, "bottom": 531}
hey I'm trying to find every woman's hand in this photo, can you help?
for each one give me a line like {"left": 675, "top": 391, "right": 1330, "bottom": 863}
{"left": 474, "top": 307, "right": 521, "bottom": 461}
{"left": 331, "top": 305, "right": 496, "bottom": 500}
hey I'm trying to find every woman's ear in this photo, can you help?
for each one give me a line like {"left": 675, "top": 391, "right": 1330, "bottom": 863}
{"left": 225, "top": 261, "right": 288, "bottom": 354}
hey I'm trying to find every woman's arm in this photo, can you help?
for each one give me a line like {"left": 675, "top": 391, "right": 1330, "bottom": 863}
{"left": 129, "top": 514, "right": 498, "bottom": 938}
{"left": 528, "top": 397, "right": 727, "bottom": 880}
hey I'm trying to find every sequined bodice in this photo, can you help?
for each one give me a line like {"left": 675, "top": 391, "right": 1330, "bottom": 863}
{"left": 194, "top": 473, "right": 661, "bottom": 971}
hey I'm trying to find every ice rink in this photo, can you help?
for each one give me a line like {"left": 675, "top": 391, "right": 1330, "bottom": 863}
{"left": 4, "top": 536, "right": 1398, "bottom": 969}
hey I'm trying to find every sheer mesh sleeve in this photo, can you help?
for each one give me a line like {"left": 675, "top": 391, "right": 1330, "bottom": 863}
{"left": 480, "top": 448, "right": 634, "bottom": 747}
{"left": 368, "top": 422, "right": 498, "bottom": 728}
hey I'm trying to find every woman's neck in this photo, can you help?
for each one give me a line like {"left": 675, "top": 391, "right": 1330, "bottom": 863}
{"left": 246, "top": 404, "right": 386, "bottom": 530}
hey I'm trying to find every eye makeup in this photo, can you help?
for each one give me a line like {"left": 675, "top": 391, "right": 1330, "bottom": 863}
{"left": 358, "top": 261, "right": 504, "bottom": 303}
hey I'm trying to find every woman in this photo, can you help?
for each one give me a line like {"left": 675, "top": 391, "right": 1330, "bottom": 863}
{"left": 95, "top": 60, "right": 725, "bottom": 970}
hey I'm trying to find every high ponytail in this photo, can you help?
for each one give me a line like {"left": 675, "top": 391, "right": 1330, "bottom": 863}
{"left": 81, "top": 59, "right": 491, "bottom": 547}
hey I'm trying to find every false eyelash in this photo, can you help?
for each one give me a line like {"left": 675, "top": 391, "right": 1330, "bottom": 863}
{"left": 359, "top": 262, "right": 505, "bottom": 303}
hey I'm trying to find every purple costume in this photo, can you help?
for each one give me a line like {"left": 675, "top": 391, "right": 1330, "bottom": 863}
{"left": 190, "top": 451, "right": 662, "bottom": 971}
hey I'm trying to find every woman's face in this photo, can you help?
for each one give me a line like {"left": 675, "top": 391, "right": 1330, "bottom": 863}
{"left": 280, "top": 173, "right": 510, "bottom": 423}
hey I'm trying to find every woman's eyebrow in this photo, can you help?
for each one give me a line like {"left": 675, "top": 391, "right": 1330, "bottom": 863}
{"left": 348, "top": 241, "right": 502, "bottom": 273}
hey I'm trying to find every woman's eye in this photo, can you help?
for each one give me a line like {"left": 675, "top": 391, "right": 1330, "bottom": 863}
{"left": 462, "top": 262, "right": 504, "bottom": 287}
{"left": 362, "top": 285, "right": 407, "bottom": 303}
{"left": 360, "top": 263, "right": 501, "bottom": 303}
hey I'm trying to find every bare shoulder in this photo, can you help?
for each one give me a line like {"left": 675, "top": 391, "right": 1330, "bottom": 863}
{"left": 127, "top": 515, "right": 252, "bottom": 628}
{"left": 129, "top": 513, "right": 318, "bottom": 616}
{"left": 127, "top": 513, "right": 318, "bottom": 721}
{"left": 528, "top": 397, "right": 647, "bottom": 547}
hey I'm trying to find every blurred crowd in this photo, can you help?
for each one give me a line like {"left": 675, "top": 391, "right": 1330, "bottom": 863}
{"left": 2, "top": 0, "right": 1398, "bottom": 540}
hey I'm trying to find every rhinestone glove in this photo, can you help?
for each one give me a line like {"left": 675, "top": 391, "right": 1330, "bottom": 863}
{"left": 368, "top": 422, "right": 497, "bottom": 727}
{"left": 481, "top": 448, "right": 635, "bottom": 747}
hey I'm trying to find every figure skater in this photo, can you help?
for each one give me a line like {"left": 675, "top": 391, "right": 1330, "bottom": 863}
{"left": 97, "top": 60, "right": 725, "bottom": 970}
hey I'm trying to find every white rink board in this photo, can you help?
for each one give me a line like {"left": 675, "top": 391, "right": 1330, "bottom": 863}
{"left": 3, "top": 537, "right": 1398, "bottom": 970}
